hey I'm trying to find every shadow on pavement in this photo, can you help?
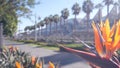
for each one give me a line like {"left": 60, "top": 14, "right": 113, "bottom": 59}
{"left": 40, "top": 52, "right": 86, "bottom": 67}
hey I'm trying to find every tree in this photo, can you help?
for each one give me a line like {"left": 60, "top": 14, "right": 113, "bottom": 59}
{"left": 117, "top": 0, "right": 120, "bottom": 19}
{"left": 24, "top": 26, "right": 30, "bottom": 33}
{"left": 24, "top": 26, "right": 31, "bottom": 40}
{"left": 82, "top": 0, "right": 94, "bottom": 29}
{"left": 0, "top": 0, "right": 38, "bottom": 18}
{"left": 44, "top": 17, "right": 50, "bottom": 36}
{"left": 40, "top": 20, "right": 45, "bottom": 36}
{"left": 61, "top": 8, "right": 69, "bottom": 34}
{"left": 37, "top": 22, "right": 41, "bottom": 37}
{"left": 95, "top": 3, "right": 103, "bottom": 22}
{"left": 113, "top": 2, "right": 119, "bottom": 21}
{"left": 48, "top": 15, "right": 53, "bottom": 35}
{"left": 53, "top": 14, "right": 60, "bottom": 33}
{"left": 0, "top": 0, "right": 38, "bottom": 36}
{"left": 72, "top": 3, "right": 81, "bottom": 31}
{"left": 103, "top": 0, "right": 113, "bottom": 16}
{"left": 1, "top": 12, "right": 18, "bottom": 36}
{"left": 118, "top": 0, "right": 120, "bottom": 13}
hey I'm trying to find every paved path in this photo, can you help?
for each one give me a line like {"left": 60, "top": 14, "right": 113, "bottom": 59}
{"left": 5, "top": 40, "right": 91, "bottom": 68}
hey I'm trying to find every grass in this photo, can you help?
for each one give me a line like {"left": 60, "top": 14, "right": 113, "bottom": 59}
{"left": 64, "top": 43, "right": 83, "bottom": 48}
{"left": 27, "top": 42, "right": 59, "bottom": 51}
{"left": 24, "top": 42, "right": 84, "bottom": 51}
{"left": 61, "top": 43, "right": 85, "bottom": 51}
{"left": 14, "top": 39, "right": 84, "bottom": 51}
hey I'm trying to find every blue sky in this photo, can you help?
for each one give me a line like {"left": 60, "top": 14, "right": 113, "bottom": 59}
{"left": 18, "top": 0, "right": 117, "bottom": 33}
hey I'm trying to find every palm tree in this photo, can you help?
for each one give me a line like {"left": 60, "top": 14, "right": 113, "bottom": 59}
{"left": 118, "top": 0, "right": 120, "bottom": 19}
{"left": 72, "top": 3, "right": 81, "bottom": 31}
{"left": 37, "top": 22, "right": 41, "bottom": 37}
{"left": 40, "top": 20, "right": 45, "bottom": 36}
{"left": 44, "top": 17, "right": 50, "bottom": 36}
{"left": 118, "top": 0, "right": 120, "bottom": 13}
{"left": 53, "top": 14, "right": 60, "bottom": 33}
{"left": 24, "top": 26, "right": 29, "bottom": 33}
{"left": 24, "top": 26, "right": 31, "bottom": 40}
{"left": 29, "top": 25, "right": 35, "bottom": 40}
{"left": 82, "top": 0, "right": 94, "bottom": 29}
{"left": 48, "top": 15, "right": 53, "bottom": 35}
{"left": 113, "top": 2, "right": 119, "bottom": 21}
{"left": 103, "top": 0, "right": 113, "bottom": 16}
{"left": 61, "top": 8, "right": 69, "bottom": 33}
{"left": 95, "top": 3, "right": 103, "bottom": 22}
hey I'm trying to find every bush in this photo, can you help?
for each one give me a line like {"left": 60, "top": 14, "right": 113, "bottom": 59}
{"left": 0, "top": 46, "right": 57, "bottom": 68}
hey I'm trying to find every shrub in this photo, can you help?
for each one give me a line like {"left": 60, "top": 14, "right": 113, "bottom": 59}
{"left": 0, "top": 46, "right": 57, "bottom": 68}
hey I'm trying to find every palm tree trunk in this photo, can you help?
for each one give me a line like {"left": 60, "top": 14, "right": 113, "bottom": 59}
{"left": 72, "top": 15, "right": 77, "bottom": 38}
{"left": 60, "top": 18, "right": 63, "bottom": 42}
{"left": 46, "top": 25, "right": 47, "bottom": 36}
{"left": 118, "top": 5, "right": 120, "bottom": 19}
{"left": 50, "top": 23, "right": 51, "bottom": 35}
{"left": 64, "top": 19, "right": 66, "bottom": 35}
{"left": 63, "top": 19, "right": 66, "bottom": 41}
{"left": 87, "top": 13, "right": 90, "bottom": 31}
{"left": 56, "top": 23, "right": 57, "bottom": 33}
{"left": 39, "top": 27, "right": 40, "bottom": 38}
{"left": 74, "top": 15, "right": 77, "bottom": 32}
{"left": 55, "top": 23, "right": 58, "bottom": 41}
{"left": 107, "top": 5, "right": 109, "bottom": 17}
{"left": 99, "top": 8, "right": 102, "bottom": 23}
{"left": 41, "top": 27, "right": 42, "bottom": 36}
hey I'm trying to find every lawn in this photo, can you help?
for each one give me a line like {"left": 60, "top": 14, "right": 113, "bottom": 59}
{"left": 15, "top": 39, "right": 85, "bottom": 51}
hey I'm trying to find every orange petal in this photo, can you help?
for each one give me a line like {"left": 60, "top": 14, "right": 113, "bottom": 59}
{"left": 104, "top": 19, "right": 110, "bottom": 38}
{"left": 32, "top": 56, "right": 36, "bottom": 65}
{"left": 48, "top": 61, "right": 55, "bottom": 68}
{"left": 39, "top": 62, "right": 42, "bottom": 68}
{"left": 15, "top": 62, "right": 21, "bottom": 68}
{"left": 36, "top": 63, "right": 40, "bottom": 68}
{"left": 109, "top": 23, "right": 116, "bottom": 38}
{"left": 92, "top": 22, "right": 104, "bottom": 57}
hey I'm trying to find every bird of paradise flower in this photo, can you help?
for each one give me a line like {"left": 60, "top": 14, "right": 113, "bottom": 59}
{"left": 59, "top": 19, "right": 120, "bottom": 68}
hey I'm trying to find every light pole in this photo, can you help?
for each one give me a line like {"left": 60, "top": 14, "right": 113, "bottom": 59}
{"left": 30, "top": 14, "right": 40, "bottom": 41}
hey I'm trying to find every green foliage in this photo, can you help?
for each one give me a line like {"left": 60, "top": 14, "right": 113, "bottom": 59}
{"left": 0, "top": 46, "right": 57, "bottom": 68}
{"left": 61, "top": 8, "right": 69, "bottom": 20}
{"left": 72, "top": 3, "right": 81, "bottom": 15}
{"left": 82, "top": 0, "right": 94, "bottom": 14}
{"left": 0, "top": 0, "right": 38, "bottom": 36}
{"left": 0, "top": 13, "right": 18, "bottom": 36}
{"left": 53, "top": 14, "right": 60, "bottom": 23}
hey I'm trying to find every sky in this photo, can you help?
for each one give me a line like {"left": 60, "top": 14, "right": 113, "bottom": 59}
{"left": 17, "top": 0, "right": 118, "bottom": 33}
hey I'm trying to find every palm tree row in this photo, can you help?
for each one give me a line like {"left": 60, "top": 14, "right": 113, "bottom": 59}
{"left": 24, "top": 0, "right": 119, "bottom": 41}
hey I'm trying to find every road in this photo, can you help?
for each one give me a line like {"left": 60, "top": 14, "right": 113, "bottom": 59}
{"left": 5, "top": 40, "right": 91, "bottom": 68}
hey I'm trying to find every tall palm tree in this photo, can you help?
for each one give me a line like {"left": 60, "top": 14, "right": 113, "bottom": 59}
{"left": 28, "top": 26, "right": 33, "bottom": 33}
{"left": 40, "top": 20, "right": 45, "bottom": 36}
{"left": 44, "top": 17, "right": 50, "bottom": 36}
{"left": 103, "top": 0, "right": 113, "bottom": 16}
{"left": 24, "top": 26, "right": 29, "bottom": 40}
{"left": 30, "top": 25, "right": 35, "bottom": 40}
{"left": 53, "top": 14, "right": 60, "bottom": 33}
{"left": 113, "top": 2, "right": 119, "bottom": 21}
{"left": 95, "top": 3, "right": 103, "bottom": 22}
{"left": 37, "top": 22, "right": 41, "bottom": 37}
{"left": 24, "top": 26, "right": 29, "bottom": 33}
{"left": 118, "top": 0, "right": 120, "bottom": 19}
{"left": 82, "top": 0, "right": 94, "bottom": 29}
{"left": 61, "top": 8, "right": 69, "bottom": 33}
{"left": 72, "top": 3, "right": 81, "bottom": 31}
{"left": 48, "top": 15, "right": 53, "bottom": 35}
